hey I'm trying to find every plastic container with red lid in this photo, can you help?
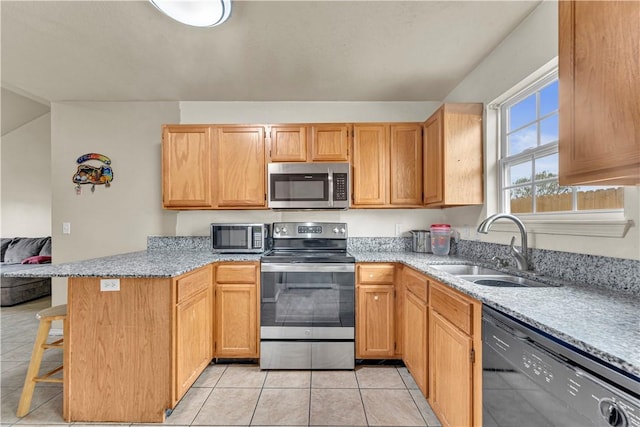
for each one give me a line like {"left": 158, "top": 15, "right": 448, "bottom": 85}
{"left": 430, "top": 224, "right": 452, "bottom": 256}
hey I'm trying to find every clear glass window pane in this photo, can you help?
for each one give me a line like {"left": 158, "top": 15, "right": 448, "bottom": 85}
{"left": 535, "top": 183, "right": 572, "bottom": 212}
{"left": 576, "top": 187, "right": 624, "bottom": 211}
{"left": 509, "top": 187, "right": 533, "bottom": 214}
{"left": 509, "top": 161, "right": 532, "bottom": 186}
{"left": 540, "top": 114, "right": 559, "bottom": 145}
{"left": 534, "top": 153, "right": 559, "bottom": 178}
{"left": 508, "top": 124, "right": 537, "bottom": 155}
{"left": 509, "top": 94, "right": 536, "bottom": 132}
{"left": 539, "top": 80, "right": 559, "bottom": 116}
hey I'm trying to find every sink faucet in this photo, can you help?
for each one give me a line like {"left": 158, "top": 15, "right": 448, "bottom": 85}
{"left": 477, "top": 213, "right": 530, "bottom": 271}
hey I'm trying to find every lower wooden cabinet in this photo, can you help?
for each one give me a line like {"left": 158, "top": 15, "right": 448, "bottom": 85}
{"left": 174, "top": 266, "right": 213, "bottom": 402}
{"left": 356, "top": 263, "right": 399, "bottom": 358}
{"left": 213, "top": 262, "right": 260, "bottom": 358}
{"left": 428, "top": 280, "right": 482, "bottom": 427}
{"left": 402, "top": 267, "right": 428, "bottom": 397}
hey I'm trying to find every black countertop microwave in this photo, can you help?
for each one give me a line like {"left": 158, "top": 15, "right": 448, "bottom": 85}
{"left": 267, "top": 162, "right": 350, "bottom": 209}
{"left": 211, "top": 223, "right": 269, "bottom": 253}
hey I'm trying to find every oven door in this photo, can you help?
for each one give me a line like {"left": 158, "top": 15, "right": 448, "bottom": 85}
{"left": 260, "top": 263, "right": 355, "bottom": 339}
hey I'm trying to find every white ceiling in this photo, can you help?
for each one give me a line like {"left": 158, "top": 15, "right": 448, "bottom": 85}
{"left": 1, "top": 0, "right": 541, "bottom": 103}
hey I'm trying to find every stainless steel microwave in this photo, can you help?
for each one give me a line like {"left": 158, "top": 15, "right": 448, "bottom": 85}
{"left": 210, "top": 223, "right": 269, "bottom": 253}
{"left": 267, "top": 162, "right": 350, "bottom": 209}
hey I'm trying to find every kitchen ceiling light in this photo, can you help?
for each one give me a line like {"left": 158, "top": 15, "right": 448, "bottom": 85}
{"left": 150, "top": 0, "right": 231, "bottom": 27}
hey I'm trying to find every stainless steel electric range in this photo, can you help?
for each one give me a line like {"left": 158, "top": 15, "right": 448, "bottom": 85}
{"left": 260, "top": 222, "right": 355, "bottom": 370}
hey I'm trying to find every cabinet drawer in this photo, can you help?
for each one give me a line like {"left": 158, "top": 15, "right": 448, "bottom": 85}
{"left": 429, "top": 281, "right": 472, "bottom": 335}
{"left": 177, "top": 266, "right": 211, "bottom": 303}
{"left": 215, "top": 263, "right": 257, "bottom": 284}
{"left": 357, "top": 264, "right": 395, "bottom": 284}
{"left": 402, "top": 267, "right": 427, "bottom": 303}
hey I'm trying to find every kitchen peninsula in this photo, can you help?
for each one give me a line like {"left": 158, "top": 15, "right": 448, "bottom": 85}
{"left": 9, "top": 247, "right": 640, "bottom": 423}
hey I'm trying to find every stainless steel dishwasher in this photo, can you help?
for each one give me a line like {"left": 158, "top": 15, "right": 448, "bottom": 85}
{"left": 483, "top": 305, "right": 640, "bottom": 427}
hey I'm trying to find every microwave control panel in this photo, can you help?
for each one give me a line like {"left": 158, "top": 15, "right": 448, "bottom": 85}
{"left": 334, "top": 173, "right": 348, "bottom": 201}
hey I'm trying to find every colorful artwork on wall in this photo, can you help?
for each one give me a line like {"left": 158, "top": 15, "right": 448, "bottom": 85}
{"left": 72, "top": 153, "right": 114, "bottom": 194}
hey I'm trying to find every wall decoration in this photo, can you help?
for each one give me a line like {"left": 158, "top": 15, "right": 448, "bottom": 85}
{"left": 73, "top": 153, "right": 114, "bottom": 194}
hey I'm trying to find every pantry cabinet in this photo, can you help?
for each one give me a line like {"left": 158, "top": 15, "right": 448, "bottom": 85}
{"left": 213, "top": 262, "right": 260, "bottom": 358}
{"left": 428, "top": 280, "right": 482, "bottom": 427}
{"left": 215, "top": 126, "right": 266, "bottom": 208}
{"left": 423, "top": 104, "right": 484, "bottom": 208}
{"left": 558, "top": 0, "right": 640, "bottom": 185}
{"left": 352, "top": 123, "right": 423, "bottom": 208}
{"left": 402, "top": 267, "right": 428, "bottom": 397}
{"left": 174, "top": 266, "right": 213, "bottom": 402}
{"left": 162, "top": 125, "right": 214, "bottom": 208}
{"left": 356, "top": 263, "right": 397, "bottom": 358}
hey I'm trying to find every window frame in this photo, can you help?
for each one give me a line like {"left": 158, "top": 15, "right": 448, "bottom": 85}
{"left": 487, "top": 59, "right": 631, "bottom": 238}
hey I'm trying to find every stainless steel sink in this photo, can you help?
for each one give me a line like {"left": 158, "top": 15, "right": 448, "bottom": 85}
{"left": 429, "top": 264, "right": 558, "bottom": 288}
{"left": 429, "top": 264, "right": 505, "bottom": 276}
{"left": 458, "top": 275, "right": 556, "bottom": 288}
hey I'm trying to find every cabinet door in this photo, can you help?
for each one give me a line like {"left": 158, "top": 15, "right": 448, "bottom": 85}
{"left": 269, "top": 125, "right": 307, "bottom": 162}
{"left": 175, "top": 289, "right": 212, "bottom": 400}
{"left": 559, "top": 1, "right": 640, "bottom": 185}
{"left": 429, "top": 311, "right": 473, "bottom": 427}
{"left": 309, "top": 124, "right": 350, "bottom": 161}
{"left": 423, "top": 111, "right": 444, "bottom": 205}
{"left": 390, "top": 124, "right": 423, "bottom": 206}
{"left": 162, "top": 125, "right": 214, "bottom": 208}
{"left": 214, "top": 283, "right": 258, "bottom": 358}
{"left": 404, "top": 290, "right": 428, "bottom": 397}
{"left": 352, "top": 125, "right": 388, "bottom": 206}
{"left": 356, "top": 285, "right": 395, "bottom": 358}
{"left": 215, "top": 126, "right": 266, "bottom": 208}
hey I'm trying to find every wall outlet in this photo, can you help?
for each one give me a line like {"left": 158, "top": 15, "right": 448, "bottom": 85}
{"left": 62, "top": 222, "right": 71, "bottom": 234}
{"left": 100, "top": 279, "right": 120, "bottom": 292}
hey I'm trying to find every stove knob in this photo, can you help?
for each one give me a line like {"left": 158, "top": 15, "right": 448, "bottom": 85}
{"left": 274, "top": 227, "right": 280, "bottom": 234}
{"left": 339, "top": 227, "right": 346, "bottom": 234}
{"left": 600, "top": 399, "right": 628, "bottom": 427}
{"left": 333, "top": 227, "right": 339, "bottom": 234}
{"left": 281, "top": 227, "right": 288, "bottom": 235}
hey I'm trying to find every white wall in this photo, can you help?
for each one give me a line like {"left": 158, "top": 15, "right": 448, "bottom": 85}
{"left": 50, "top": 102, "right": 179, "bottom": 306}
{"left": 1, "top": 113, "right": 52, "bottom": 237}
{"left": 176, "top": 101, "right": 446, "bottom": 237}
{"left": 442, "top": 0, "right": 639, "bottom": 261}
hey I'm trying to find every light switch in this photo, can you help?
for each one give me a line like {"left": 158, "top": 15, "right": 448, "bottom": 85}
{"left": 62, "top": 222, "right": 71, "bottom": 234}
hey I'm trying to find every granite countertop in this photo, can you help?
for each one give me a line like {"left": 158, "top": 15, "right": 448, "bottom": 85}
{"left": 8, "top": 249, "right": 639, "bottom": 380}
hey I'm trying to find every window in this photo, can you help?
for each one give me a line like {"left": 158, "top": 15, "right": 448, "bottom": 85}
{"left": 499, "top": 70, "right": 623, "bottom": 215}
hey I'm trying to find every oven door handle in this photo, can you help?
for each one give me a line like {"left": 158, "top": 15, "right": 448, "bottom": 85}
{"left": 261, "top": 263, "right": 355, "bottom": 273}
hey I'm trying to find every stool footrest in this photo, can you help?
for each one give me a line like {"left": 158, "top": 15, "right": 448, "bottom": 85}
{"left": 35, "top": 365, "right": 63, "bottom": 383}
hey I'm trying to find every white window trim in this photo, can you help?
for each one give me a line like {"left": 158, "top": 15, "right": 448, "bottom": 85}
{"left": 487, "top": 57, "right": 633, "bottom": 238}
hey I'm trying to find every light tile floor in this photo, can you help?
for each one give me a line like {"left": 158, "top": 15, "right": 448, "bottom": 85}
{"left": 1, "top": 297, "right": 442, "bottom": 426}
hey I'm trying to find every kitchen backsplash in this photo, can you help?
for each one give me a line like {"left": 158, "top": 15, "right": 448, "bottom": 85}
{"left": 147, "top": 235, "right": 638, "bottom": 295}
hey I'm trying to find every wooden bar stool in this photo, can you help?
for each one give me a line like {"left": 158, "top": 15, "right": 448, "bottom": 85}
{"left": 16, "top": 304, "right": 67, "bottom": 417}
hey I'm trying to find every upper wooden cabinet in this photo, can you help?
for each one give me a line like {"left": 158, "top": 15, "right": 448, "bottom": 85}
{"left": 558, "top": 1, "right": 640, "bottom": 185}
{"left": 268, "top": 125, "right": 308, "bottom": 162}
{"left": 352, "top": 123, "right": 423, "bottom": 208}
{"left": 310, "top": 124, "right": 350, "bottom": 162}
{"left": 423, "top": 104, "right": 484, "bottom": 208}
{"left": 162, "top": 125, "right": 214, "bottom": 208}
{"left": 162, "top": 124, "right": 267, "bottom": 210}
{"left": 267, "top": 124, "right": 351, "bottom": 162}
{"left": 215, "top": 126, "right": 266, "bottom": 208}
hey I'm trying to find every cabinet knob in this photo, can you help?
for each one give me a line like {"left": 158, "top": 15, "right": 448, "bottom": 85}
{"left": 374, "top": 295, "right": 379, "bottom": 301}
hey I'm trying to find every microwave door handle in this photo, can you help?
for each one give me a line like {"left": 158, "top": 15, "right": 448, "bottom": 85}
{"left": 247, "top": 226, "right": 253, "bottom": 249}
{"left": 328, "top": 168, "right": 334, "bottom": 207}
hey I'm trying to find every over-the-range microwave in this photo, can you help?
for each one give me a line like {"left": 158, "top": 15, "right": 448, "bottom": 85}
{"left": 211, "top": 223, "right": 270, "bottom": 253}
{"left": 267, "top": 162, "right": 350, "bottom": 209}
